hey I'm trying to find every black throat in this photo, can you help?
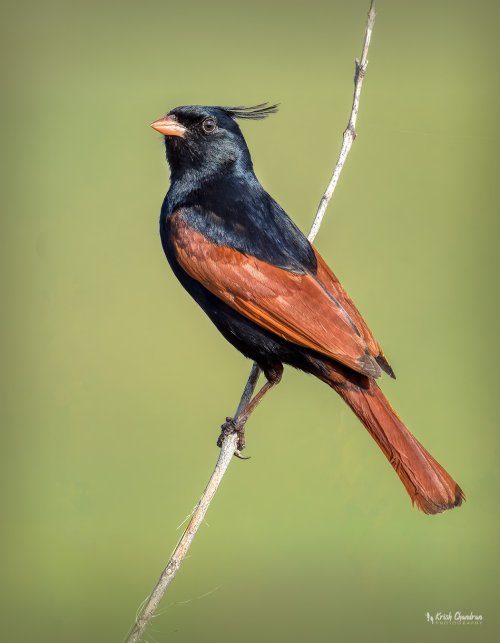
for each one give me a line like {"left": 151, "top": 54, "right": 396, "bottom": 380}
{"left": 165, "top": 139, "right": 255, "bottom": 213}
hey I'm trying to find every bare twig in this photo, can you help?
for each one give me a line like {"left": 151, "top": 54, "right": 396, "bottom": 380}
{"left": 124, "top": 368, "right": 260, "bottom": 643}
{"left": 125, "top": 436, "right": 238, "bottom": 643}
{"left": 125, "top": 2, "right": 376, "bottom": 641}
{"left": 308, "top": 0, "right": 376, "bottom": 240}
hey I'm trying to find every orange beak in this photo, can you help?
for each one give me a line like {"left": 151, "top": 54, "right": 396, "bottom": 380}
{"left": 150, "top": 115, "right": 187, "bottom": 138}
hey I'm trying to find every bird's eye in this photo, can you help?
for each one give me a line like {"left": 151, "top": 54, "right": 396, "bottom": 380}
{"left": 202, "top": 117, "right": 217, "bottom": 134}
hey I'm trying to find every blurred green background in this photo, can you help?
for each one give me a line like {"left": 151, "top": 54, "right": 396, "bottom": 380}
{"left": 1, "top": 0, "right": 498, "bottom": 641}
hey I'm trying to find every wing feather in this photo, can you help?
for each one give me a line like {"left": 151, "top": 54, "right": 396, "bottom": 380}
{"left": 171, "top": 213, "right": 383, "bottom": 378}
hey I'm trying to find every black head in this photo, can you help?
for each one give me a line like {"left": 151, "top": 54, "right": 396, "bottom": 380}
{"left": 151, "top": 103, "right": 278, "bottom": 182}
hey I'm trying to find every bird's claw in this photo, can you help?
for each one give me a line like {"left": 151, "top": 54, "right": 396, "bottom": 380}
{"left": 216, "top": 416, "right": 238, "bottom": 447}
{"left": 234, "top": 449, "right": 251, "bottom": 460}
{"left": 217, "top": 416, "right": 248, "bottom": 456}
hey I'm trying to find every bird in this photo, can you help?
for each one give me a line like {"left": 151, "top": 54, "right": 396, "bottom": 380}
{"left": 151, "top": 103, "right": 464, "bottom": 515}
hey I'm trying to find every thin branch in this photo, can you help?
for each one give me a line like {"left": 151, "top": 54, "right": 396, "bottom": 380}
{"left": 125, "top": 435, "right": 238, "bottom": 643}
{"left": 125, "top": 2, "right": 376, "bottom": 641}
{"left": 308, "top": 0, "right": 376, "bottom": 241}
{"left": 124, "top": 368, "right": 260, "bottom": 643}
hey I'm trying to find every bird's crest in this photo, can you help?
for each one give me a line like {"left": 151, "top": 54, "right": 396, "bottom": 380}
{"left": 221, "top": 103, "right": 279, "bottom": 120}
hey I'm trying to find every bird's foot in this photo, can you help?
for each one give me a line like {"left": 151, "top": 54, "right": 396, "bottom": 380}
{"left": 217, "top": 416, "right": 250, "bottom": 459}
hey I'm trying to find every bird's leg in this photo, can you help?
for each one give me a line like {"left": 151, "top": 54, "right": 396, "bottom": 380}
{"left": 217, "top": 364, "right": 283, "bottom": 455}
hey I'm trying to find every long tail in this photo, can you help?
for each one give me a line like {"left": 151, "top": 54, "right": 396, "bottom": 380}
{"left": 325, "top": 368, "right": 464, "bottom": 514}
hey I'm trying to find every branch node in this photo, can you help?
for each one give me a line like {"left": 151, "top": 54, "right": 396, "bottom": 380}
{"left": 346, "top": 123, "right": 357, "bottom": 141}
{"left": 354, "top": 59, "right": 367, "bottom": 84}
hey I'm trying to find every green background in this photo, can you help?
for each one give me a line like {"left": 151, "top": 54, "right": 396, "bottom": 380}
{"left": 1, "top": 0, "right": 498, "bottom": 641}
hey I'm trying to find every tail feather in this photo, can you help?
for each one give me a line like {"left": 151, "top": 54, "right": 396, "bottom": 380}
{"left": 326, "top": 370, "right": 464, "bottom": 514}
